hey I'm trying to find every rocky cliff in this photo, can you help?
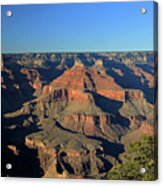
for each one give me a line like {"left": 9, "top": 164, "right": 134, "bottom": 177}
{"left": 24, "top": 120, "right": 113, "bottom": 178}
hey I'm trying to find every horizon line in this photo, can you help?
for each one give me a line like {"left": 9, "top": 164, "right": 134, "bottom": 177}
{"left": 1, "top": 49, "right": 156, "bottom": 55}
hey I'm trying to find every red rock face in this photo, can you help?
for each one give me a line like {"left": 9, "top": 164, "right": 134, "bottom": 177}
{"left": 68, "top": 89, "right": 93, "bottom": 102}
{"left": 42, "top": 88, "right": 68, "bottom": 101}
{"left": 42, "top": 65, "right": 123, "bottom": 102}
{"left": 62, "top": 113, "right": 112, "bottom": 137}
{"left": 97, "top": 90, "right": 125, "bottom": 102}
{"left": 51, "top": 66, "right": 85, "bottom": 90}
{"left": 52, "top": 65, "right": 121, "bottom": 91}
{"left": 42, "top": 87, "right": 93, "bottom": 105}
{"left": 42, "top": 85, "right": 53, "bottom": 95}
{"left": 48, "top": 67, "right": 145, "bottom": 103}
{"left": 25, "top": 137, "right": 45, "bottom": 148}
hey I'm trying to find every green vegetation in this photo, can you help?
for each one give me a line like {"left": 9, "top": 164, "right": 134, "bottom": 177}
{"left": 107, "top": 136, "right": 157, "bottom": 180}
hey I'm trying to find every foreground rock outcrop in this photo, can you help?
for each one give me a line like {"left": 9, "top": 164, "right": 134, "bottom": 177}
{"left": 24, "top": 120, "right": 113, "bottom": 178}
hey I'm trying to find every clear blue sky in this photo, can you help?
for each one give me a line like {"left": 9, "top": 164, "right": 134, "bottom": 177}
{"left": 2, "top": 1, "right": 156, "bottom": 53}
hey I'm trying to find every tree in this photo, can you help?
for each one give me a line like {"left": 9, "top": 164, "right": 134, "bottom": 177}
{"left": 107, "top": 136, "right": 158, "bottom": 181}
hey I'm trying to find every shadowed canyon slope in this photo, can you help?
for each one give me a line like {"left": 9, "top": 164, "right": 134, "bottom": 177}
{"left": 1, "top": 52, "right": 157, "bottom": 178}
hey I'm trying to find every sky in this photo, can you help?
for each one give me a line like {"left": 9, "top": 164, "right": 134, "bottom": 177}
{"left": 1, "top": 1, "right": 157, "bottom": 53}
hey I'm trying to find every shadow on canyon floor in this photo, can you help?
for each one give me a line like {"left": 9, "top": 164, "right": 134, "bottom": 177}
{"left": 1, "top": 115, "right": 44, "bottom": 177}
{"left": 93, "top": 93, "right": 130, "bottom": 128}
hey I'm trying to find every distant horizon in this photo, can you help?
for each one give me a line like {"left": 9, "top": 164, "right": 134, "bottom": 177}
{"left": 2, "top": 2, "right": 157, "bottom": 53}
{"left": 2, "top": 49, "right": 156, "bottom": 55}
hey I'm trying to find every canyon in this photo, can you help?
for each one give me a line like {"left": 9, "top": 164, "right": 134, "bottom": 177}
{"left": 1, "top": 52, "right": 157, "bottom": 178}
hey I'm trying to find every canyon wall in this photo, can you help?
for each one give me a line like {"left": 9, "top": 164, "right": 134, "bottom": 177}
{"left": 62, "top": 113, "right": 111, "bottom": 137}
{"left": 25, "top": 136, "right": 106, "bottom": 178}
